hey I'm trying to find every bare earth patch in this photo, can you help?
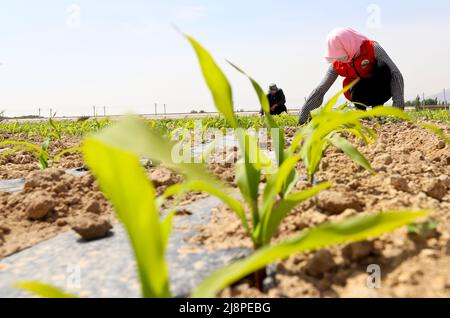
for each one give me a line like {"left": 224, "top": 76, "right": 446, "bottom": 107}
{"left": 0, "top": 169, "right": 114, "bottom": 257}
{"left": 0, "top": 165, "right": 208, "bottom": 258}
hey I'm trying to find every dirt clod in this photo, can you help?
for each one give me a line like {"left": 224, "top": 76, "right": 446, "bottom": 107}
{"left": 317, "top": 191, "right": 364, "bottom": 214}
{"left": 437, "top": 141, "right": 446, "bottom": 150}
{"left": 342, "top": 241, "right": 376, "bottom": 262}
{"left": 24, "top": 169, "right": 66, "bottom": 190}
{"left": 24, "top": 192, "right": 56, "bottom": 220}
{"left": 389, "top": 175, "right": 410, "bottom": 192}
{"left": 71, "top": 216, "right": 112, "bottom": 241}
{"left": 86, "top": 200, "right": 102, "bottom": 214}
{"left": 0, "top": 226, "right": 11, "bottom": 243}
{"left": 305, "top": 250, "right": 336, "bottom": 277}
{"left": 175, "top": 209, "right": 193, "bottom": 216}
{"left": 438, "top": 175, "right": 450, "bottom": 188}
{"left": 376, "top": 154, "right": 393, "bottom": 165}
{"left": 423, "top": 179, "right": 448, "bottom": 201}
{"left": 150, "top": 168, "right": 175, "bottom": 187}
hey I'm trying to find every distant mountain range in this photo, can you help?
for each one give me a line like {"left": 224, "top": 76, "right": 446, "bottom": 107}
{"left": 408, "top": 89, "right": 450, "bottom": 102}
{"left": 426, "top": 89, "right": 450, "bottom": 102}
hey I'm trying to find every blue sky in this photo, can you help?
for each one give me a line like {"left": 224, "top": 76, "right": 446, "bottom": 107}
{"left": 1, "top": 0, "right": 450, "bottom": 116}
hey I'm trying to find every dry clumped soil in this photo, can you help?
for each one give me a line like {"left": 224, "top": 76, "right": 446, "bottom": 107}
{"left": 0, "top": 166, "right": 204, "bottom": 258}
{"left": 0, "top": 169, "right": 114, "bottom": 257}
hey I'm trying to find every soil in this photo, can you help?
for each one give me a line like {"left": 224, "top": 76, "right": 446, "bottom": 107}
{"left": 190, "top": 121, "right": 450, "bottom": 298}
{"left": 0, "top": 169, "right": 114, "bottom": 257}
{"left": 1, "top": 121, "right": 450, "bottom": 298}
{"left": 0, "top": 166, "right": 205, "bottom": 258}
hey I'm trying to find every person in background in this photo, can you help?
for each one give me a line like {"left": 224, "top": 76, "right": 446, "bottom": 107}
{"left": 299, "top": 27, "right": 404, "bottom": 125}
{"left": 263, "top": 83, "right": 288, "bottom": 115}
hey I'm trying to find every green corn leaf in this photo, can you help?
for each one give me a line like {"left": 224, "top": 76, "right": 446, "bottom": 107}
{"left": 193, "top": 210, "right": 428, "bottom": 297}
{"left": 310, "top": 107, "right": 409, "bottom": 144}
{"left": 327, "top": 134, "right": 373, "bottom": 172}
{"left": 419, "top": 123, "right": 450, "bottom": 144}
{"left": 337, "top": 127, "right": 373, "bottom": 145}
{"left": 0, "top": 140, "right": 43, "bottom": 153}
{"left": 83, "top": 138, "right": 171, "bottom": 298}
{"left": 365, "top": 107, "right": 410, "bottom": 120}
{"left": 49, "top": 118, "right": 61, "bottom": 139}
{"left": 1, "top": 145, "right": 40, "bottom": 158}
{"left": 182, "top": 38, "right": 270, "bottom": 227}
{"left": 53, "top": 147, "right": 82, "bottom": 162}
{"left": 298, "top": 106, "right": 410, "bottom": 181}
{"left": 235, "top": 130, "right": 262, "bottom": 227}
{"left": 302, "top": 138, "right": 327, "bottom": 182}
{"left": 260, "top": 181, "right": 332, "bottom": 245}
{"left": 228, "top": 61, "right": 270, "bottom": 117}
{"left": 352, "top": 101, "right": 371, "bottom": 110}
{"left": 228, "top": 61, "right": 286, "bottom": 167}
{"left": 235, "top": 161, "right": 260, "bottom": 229}
{"left": 41, "top": 138, "right": 50, "bottom": 152}
{"left": 161, "top": 212, "right": 175, "bottom": 251}
{"left": 16, "top": 282, "right": 78, "bottom": 298}
{"left": 290, "top": 129, "right": 307, "bottom": 153}
{"left": 184, "top": 35, "right": 238, "bottom": 128}
{"left": 260, "top": 154, "right": 302, "bottom": 221}
{"left": 164, "top": 180, "right": 251, "bottom": 237}
{"left": 362, "top": 125, "right": 378, "bottom": 141}
{"left": 324, "top": 79, "right": 359, "bottom": 112}
{"left": 38, "top": 155, "right": 49, "bottom": 170}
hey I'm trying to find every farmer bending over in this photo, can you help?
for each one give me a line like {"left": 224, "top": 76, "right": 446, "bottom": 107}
{"left": 299, "top": 27, "right": 404, "bottom": 125}
{"left": 263, "top": 83, "right": 288, "bottom": 115}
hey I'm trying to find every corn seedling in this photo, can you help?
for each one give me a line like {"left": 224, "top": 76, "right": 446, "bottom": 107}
{"left": 192, "top": 209, "right": 426, "bottom": 297}
{"left": 181, "top": 33, "right": 426, "bottom": 289}
{"left": 182, "top": 34, "right": 315, "bottom": 250}
{"left": 291, "top": 83, "right": 411, "bottom": 183}
{"left": 49, "top": 118, "right": 62, "bottom": 141}
{"left": 0, "top": 139, "right": 81, "bottom": 170}
{"left": 419, "top": 123, "right": 450, "bottom": 145}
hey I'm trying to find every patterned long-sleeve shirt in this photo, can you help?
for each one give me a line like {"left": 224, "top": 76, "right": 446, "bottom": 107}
{"left": 299, "top": 42, "right": 404, "bottom": 124}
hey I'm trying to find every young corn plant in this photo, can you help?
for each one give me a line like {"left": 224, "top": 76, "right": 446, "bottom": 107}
{"left": 17, "top": 115, "right": 427, "bottom": 298}
{"left": 180, "top": 33, "right": 427, "bottom": 289}
{"left": 419, "top": 123, "right": 450, "bottom": 145}
{"left": 178, "top": 35, "right": 327, "bottom": 285}
{"left": 0, "top": 139, "right": 51, "bottom": 169}
{"left": 290, "top": 81, "right": 411, "bottom": 183}
{"left": 49, "top": 118, "right": 62, "bottom": 141}
{"left": 0, "top": 139, "right": 81, "bottom": 170}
